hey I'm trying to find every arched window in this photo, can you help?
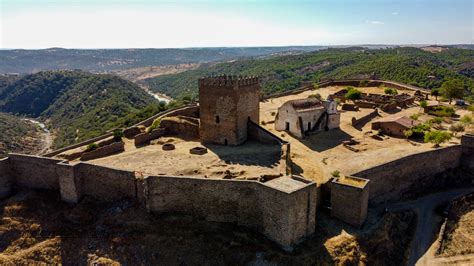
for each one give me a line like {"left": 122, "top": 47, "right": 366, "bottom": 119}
{"left": 215, "top": 116, "right": 220, "bottom": 124}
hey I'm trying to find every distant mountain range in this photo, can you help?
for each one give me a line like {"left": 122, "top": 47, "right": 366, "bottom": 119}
{"left": 0, "top": 46, "right": 325, "bottom": 73}
{"left": 2, "top": 45, "right": 472, "bottom": 74}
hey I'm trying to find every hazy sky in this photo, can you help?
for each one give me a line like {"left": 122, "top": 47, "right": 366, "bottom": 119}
{"left": 1, "top": 0, "right": 473, "bottom": 48}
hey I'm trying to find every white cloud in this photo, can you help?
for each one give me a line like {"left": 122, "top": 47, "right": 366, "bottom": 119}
{"left": 365, "top": 20, "right": 385, "bottom": 25}
{"left": 392, "top": 11, "right": 399, "bottom": 15}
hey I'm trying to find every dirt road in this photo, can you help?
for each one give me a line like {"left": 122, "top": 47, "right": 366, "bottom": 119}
{"left": 24, "top": 119, "right": 53, "bottom": 155}
{"left": 387, "top": 188, "right": 474, "bottom": 266}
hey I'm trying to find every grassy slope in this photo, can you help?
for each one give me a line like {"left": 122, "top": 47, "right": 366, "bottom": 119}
{"left": 144, "top": 47, "right": 474, "bottom": 99}
{"left": 0, "top": 71, "right": 157, "bottom": 148}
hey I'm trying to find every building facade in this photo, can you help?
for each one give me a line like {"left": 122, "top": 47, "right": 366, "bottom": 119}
{"left": 275, "top": 98, "right": 340, "bottom": 138}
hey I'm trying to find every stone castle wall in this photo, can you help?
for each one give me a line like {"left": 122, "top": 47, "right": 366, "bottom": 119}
{"left": 330, "top": 176, "right": 369, "bottom": 227}
{"left": 0, "top": 157, "right": 12, "bottom": 198}
{"left": 461, "top": 134, "right": 474, "bottom": 169}
{"left": 352, "top": 145, "right": 463, "bottom": 203}
{"left": 145, "top": 175, "right": 316, "bottom": 248}
{"left": 0, "top": 153, "right": 316, "bottom": 249}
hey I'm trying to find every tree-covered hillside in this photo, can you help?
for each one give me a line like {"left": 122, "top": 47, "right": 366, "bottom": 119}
{"left": 0, "top": 71, "right": 157, "bottom": 148}
{"left": 144, "top": 47, "right": 474, "bottom": 100}
{"left": 0, "top": 112, "right": 41, "bottom": 156}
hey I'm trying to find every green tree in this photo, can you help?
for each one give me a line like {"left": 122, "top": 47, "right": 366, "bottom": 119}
{"left": 308, "top": 93, "right": 322, "bottom": 100}
{"left": 449, "top": 123, "right": 464, "bottom": 136}
{"left": 345, "top": 88, "right": 362, "bottom": 101}
{"left": 424, "top": 131, "right": 452, "bottom": 147}
{"left": 440, "top": 79, "right": 464, "bottom": 104}
{"left": 384, "top": 88, "right": 398, "bottom": 95}
{"left": 431, "top": 88, "right": 440, "bottom": 101}
{"left": 419, "top": 100, "right": 428, "bottom": 109}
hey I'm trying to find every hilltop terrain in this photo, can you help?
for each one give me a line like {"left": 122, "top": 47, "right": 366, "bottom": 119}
{"left": 144, "top": 47, "right": 474, "bottom": 99}
{"left": 0, "top": 71, "right": 159, "bottom": 148}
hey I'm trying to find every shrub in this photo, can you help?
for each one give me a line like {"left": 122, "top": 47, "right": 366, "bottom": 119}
{"left": 411, "top": 122, "right": 431, "bottom": 137}
{"left": 467, "top": 105, "right": 474, "bottom": 112}
{"left": 359, "top": 80, "right": 369, "bottom": 87}
{"left": 113, "top": 129, "right": 124, "bottom": 142}
{"left": 429, "top": 117, "right": 443, "bottom": 124}
{"left": 429, "top": 106, "right": 455, "bottom": 117}
{"left": 450, "top": 123, "right": 465, "bottom": 136}
{"left": 308, "top": 93, "right": 322, "bottom": 100}
{"left": 345, "top": 88, "right": 362, "bottom": 101}
{"left": 86, "top": 143, "right": 99, "bottom": 152}
{"left": 384, "top": 88, "right": 398, "bottom": 95}
{"left": 404, "top": 129, "right": 413, "bottom": 138}
{"left": 460, "top": 115, "right": 473, "bottom": 125}
{"left": 331, "top": 170, "right": 340, "bottom": 178}
{"left": 410, "top": 113, "right": 421, "bottom": 120}
{"left": 424, "top": 131, "right": 452, "bottom": 147}
{"left": 419, "top": 100, "right": 428, "bottom": 109}
{"left": 147, "top": 119, "right": 161, "bottom": 133}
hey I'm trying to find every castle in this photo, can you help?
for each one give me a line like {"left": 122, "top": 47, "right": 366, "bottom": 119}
{"left": 198, "top": 75, "right": 260, "bottom": 145}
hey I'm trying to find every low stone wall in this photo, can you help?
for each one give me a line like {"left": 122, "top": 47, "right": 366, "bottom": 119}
{"left": 352, "top": 145, "right": 463, "bottom": 203}
{"left": 331, "top": 176, "right": 370, "bottom": 227}
{"left": 75, "top": 163, "right": 137, "bottom": 202}
{"left": 80, "top": 141, "right": 125, "bottom": 161}
{"left": 160, "top": 116, "right": 199, "bottom": 140}
{"left": 351, "top": 109, "right": 379, "bottom": 127}
{"left": 43, "top": 132, "right": 114, "bottom": 157}
{"left": 134, "top": 128, "right": 167, "bottom": 146}
{"left": 8, "top": 154, "right": 63, "bottom": 190}
{"left": 145, "top": 175, "right": 316, "bottom": 249}
{"left": 0, "top": 157, "right": 12, "bottom": 198}
{"left": 133, "top": 104, "right": 199, "bottom": 128}
{"left": 248, "top": 121, "right": 291, "bottom": 175}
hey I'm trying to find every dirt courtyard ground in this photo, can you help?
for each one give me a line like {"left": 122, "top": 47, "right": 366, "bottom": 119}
{"left": 88, "top": 137, "right": 282, "bottom": 180}
{"left": 260, "top": 86, "right": 460, "bottom": 184}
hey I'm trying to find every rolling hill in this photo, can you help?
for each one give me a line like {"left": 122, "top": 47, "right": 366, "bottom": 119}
{"left": 144, "top": 47, "right": 474, "bottom": 100}
{"left": 0, "top": 71, "right": 157, "bottom": 148}
{"left": 0, "top": 46, "right": 324, "bottom": 74}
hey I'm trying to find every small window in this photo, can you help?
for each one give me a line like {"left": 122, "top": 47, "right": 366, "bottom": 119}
{"left": 216, "top": 116, "right": 220, "bottom": 124}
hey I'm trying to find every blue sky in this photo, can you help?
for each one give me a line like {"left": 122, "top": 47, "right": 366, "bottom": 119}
{"left": 1, "top": 0, "right": 472, "bottom": 48}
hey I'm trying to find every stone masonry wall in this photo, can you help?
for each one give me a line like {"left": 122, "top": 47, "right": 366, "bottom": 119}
{"left": 331, "top": 176, "right": 369, "bottom": 227}
{"left": 8, "top": 154, "right": 63, "bottom": 190}
{"left": 461, "top": 134, "right": 474, "bottom": 170}
{"left": 75, "top": 163, "right": 137, "bottom": 202}
{"left": 145, "top": 175, "right": 316, "bottom": 249}
{"left": 353, "top": 145, "right": 462, "bottom": 203}
{"left": 0, "top": 157, "right": 12, "bottom": 198}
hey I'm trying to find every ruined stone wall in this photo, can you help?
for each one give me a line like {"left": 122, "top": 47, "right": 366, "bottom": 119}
{"left": 331, "top": 177, "right": 369, "bottom": 227}
{"left": 134, "top": 128, "right": 167, "bottom": 146}
{"left": 351, "top": 109, "right": 379, "bottom": 127}
{"left": 80, "top": 141, "right": 125, "bottom": 161}
{"left": 145, "top": 175, "right": 316, "bottom": 249}
{"left": 75, "top": 163, "right": 137, "bottom": 202}
{"left": 0, "top": 157, "right": 12, "bottom": 198}
{"left": 8, "top": 154, "right": 63, "bottom": 190}
{"left": 353, "top": 145, "right": 463, "bottom": 203}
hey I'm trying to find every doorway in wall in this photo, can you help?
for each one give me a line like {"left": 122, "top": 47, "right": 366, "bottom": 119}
{"left": 285, "top": 122, "right": 290, "bottom": 130}
{"left": 224, "top": 139, "right": 228, "bottom": 145}
{"left": 308, "top": 122, "right": 312, "bottom": 131}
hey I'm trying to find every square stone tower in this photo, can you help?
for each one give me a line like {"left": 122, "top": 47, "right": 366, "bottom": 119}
{"left": 198, "top": 75, "right": 260, "bottom": 145}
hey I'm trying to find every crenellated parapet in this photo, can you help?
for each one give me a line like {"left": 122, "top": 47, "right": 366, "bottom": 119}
{"left": 198, "top": 75, "right": 259, "bottom": 89}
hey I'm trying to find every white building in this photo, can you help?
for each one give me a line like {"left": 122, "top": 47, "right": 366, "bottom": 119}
{"left": 275, "top": 98, "right": 340, "bottom": 138}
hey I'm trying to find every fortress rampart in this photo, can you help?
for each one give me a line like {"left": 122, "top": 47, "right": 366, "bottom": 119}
{"left": 0, "top": 153, "right": 315, "bottom": 250}
{"left": 352, "top": 145, "right": 464, "bottom": 203}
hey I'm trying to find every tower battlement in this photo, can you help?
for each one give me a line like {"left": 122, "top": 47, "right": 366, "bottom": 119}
{"left": 198, "top": 75, "right": 259, "bottom": 88}
{"left": 199, "top": 74, "right": 260, "bottom": 145}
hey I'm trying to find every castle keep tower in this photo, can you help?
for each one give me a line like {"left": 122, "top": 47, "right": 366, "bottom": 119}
{"left": 198, "top": 75, "right": 260, "bottom": 145}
